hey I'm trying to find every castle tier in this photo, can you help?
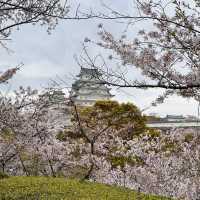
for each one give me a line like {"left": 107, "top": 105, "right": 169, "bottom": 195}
{"left": 69, "top": 68, "right": 113, "bottom": 106}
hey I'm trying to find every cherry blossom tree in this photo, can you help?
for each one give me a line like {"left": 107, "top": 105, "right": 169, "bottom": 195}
{"left": 1, "top": 88, "right": 200, "bottom": 199}
{"left": 81, "top": 0, "right": 200, "bottom": 101}
{"left": 57, "top": 100, "right": 200, "bottom": 199}
{"left": 0, "top": 0, "right": 69, "bottom": 38}
{"left": 57, "top": 100, "right": 152, "bottom": 180}
{"left": 0, "top": 87, "right": 66, "bottom": 175}
{"left": 0, "top": 0, "right": 70, "bottom": 84}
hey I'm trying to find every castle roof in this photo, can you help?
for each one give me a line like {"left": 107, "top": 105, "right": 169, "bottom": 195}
{"left": 76, "top": 67, "right": 101, "bottom": 77}
{"left": 70, "top": 67, "right": 113, "bottom": 105}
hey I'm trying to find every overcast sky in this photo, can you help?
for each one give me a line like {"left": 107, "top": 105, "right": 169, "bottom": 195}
{"left": 0, "top": 0, "right": 199, "bottom": 117}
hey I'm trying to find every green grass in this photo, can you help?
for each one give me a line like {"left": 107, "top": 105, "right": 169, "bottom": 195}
{"left": 0, "top": 176, "right": 172, "bottom": 200}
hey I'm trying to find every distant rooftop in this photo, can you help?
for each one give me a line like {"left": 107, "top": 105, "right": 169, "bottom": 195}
{"left": 165, "top": 115, "right": 185, "bottom": 119}
{"left": 77, "top": 68, "right": 101, "bottom": 77}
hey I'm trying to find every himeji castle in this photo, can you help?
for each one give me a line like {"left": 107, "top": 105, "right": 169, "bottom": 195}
{"left": 43, "top": 67, "right": 114, "bottom": 131}
{"left": 69, "top": 68, "right": 114, "bottom": 106}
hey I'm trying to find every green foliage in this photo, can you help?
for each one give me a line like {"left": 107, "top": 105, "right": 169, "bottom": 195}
{"left": 0, "top": 176, "right": 172, "bottom": 200}
{"left": 56, "top": 130, "right": 82, "bottom": 141}
{"left": 184, "top": 133, "right": 194, "bottom": 143}
{"left": 161, "top": 139, "right": 177, "bottom": 153}
{"left": 0, "top": 171, "right": 9, "bottom": 179}
{"left": 56, "top": 130, "right": 68, "bottom": 141}
{"left": 0, "top": 128, "right": 15, "bottom": 143}
{"left": 75, "top": 100, "right": 147, "bottom": 139}
{"left": 19, "top": 151, "right": 30, "bottom": 161}
{"left": 108, "top": 155, "right": 145, "bottom": 169}
{"left": 146, "top": 128, "right": 161, "bottom": 139}
{"left": 146, "top": 115, "right": 161, "bottom": 122}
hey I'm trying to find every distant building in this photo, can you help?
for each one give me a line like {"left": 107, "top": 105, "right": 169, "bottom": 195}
{"left": 185, "top": 115, "right": 199, "bottom": 121}
{"left": 39, "top": 89, "right": 66, "bottom": 105}
{"left": 41, "top": 68, "right": 114, "bottom": 131}
{"left": 69, "top": 68, "right": 113, "bottom": 106}
{"left": 164, "top": 115, "right": 186, "bottom": 122}
{"left": 48, "top": 90, "right": 66, "bottom": 104}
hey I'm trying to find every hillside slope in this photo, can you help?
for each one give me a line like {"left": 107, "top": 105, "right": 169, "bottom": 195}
{"left": 0, "top": 177, "right": 172, "bottom": 200}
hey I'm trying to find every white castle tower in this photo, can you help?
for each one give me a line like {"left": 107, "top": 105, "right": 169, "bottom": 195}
{"left": 69, "top": 68, "right": 113, "bottom": 106}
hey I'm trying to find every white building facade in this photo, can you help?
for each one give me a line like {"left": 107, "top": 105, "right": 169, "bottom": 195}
{"left": 69, "top": 68, "right": 113, "bottom": 106}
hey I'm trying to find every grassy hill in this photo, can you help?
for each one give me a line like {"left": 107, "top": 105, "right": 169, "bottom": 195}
{"left": 0, "top": 176, "right": 172, "bottom": 200}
